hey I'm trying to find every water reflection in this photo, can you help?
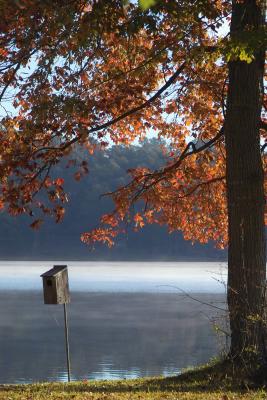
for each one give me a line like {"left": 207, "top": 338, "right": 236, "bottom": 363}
{"left": 0, "top": 290, "right": 226, "bottom": 383}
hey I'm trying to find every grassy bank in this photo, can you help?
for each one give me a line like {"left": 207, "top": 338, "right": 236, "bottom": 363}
{"left": 0, "top": 364, "right": 266, "bottom": 400}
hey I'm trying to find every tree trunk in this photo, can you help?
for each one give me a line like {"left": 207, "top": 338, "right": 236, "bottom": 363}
{"left": 225, "top": 0, "right": 266, "bottom": 368}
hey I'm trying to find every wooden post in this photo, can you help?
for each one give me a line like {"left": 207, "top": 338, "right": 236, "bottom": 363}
{"left": 63, "top": 303, "right": 71, "bottom": 382}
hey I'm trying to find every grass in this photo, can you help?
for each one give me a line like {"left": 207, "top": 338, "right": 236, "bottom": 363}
{"left": 0, "top": 362, "right": 267, "bottom": 400}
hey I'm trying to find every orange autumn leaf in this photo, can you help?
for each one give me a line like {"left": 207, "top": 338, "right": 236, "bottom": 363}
{"left": 30, "top": 219, "right": 43, "bottom": 230}
{"left": 54, "top": 178, "right": 65, "bottom": 186}
{"left": 134, "top": 213, "right": 145, "bottom": 228}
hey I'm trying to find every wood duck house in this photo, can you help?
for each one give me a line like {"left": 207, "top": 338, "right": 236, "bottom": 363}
{"left": 41, "top": 265, "right": 70, "bottom": 305}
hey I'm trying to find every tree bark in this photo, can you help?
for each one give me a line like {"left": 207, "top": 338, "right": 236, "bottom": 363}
{"left": 225, "top": 0, "right": 266, "bottom": 367}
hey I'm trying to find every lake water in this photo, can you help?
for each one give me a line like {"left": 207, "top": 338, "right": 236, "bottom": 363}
{"left": 0, "top": 261, "right": 228, "bottom": 384}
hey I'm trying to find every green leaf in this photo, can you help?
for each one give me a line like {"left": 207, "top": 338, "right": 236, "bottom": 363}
{"left": 223, "top": 28, "right": 266, "bottom": 64}
{"left": 138, "top": 0, "right": 157, "bottom": 10}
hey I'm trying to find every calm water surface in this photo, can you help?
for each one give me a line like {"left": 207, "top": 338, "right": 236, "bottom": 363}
{"left": 0, "top": 261, "right": 227, "bottom": 384}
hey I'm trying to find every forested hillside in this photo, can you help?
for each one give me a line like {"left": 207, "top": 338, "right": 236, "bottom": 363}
{"left": 0, "top": 140, "right": 226, "bottom": 260}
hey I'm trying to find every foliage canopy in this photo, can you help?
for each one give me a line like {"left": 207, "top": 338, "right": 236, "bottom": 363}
{"left": 0, "top": 0, "right": 265, "bottom": 248}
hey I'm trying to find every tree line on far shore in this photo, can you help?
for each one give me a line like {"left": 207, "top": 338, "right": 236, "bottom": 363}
{"left": 0, "top": 139, "right": 225, "bottom": 261}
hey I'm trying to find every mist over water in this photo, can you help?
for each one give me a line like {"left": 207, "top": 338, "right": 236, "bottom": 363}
{"left": 0, "top": 261, "right": 227, "bottom": 292}
{"left": 0, "top": 262, "right": 227, "bottom": 383}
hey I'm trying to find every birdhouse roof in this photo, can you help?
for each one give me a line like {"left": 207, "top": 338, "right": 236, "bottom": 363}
{"left": 41, "top": 265, "right": 68, "bottom": 278}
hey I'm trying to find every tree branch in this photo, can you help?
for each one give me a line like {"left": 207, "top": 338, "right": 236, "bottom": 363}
{"left": 33, "top": 61, "right": 187, "bottom": 156}
{"left": 102, "top": 127, "right": 225, "bottom": 205}
{"left": 0, "top": 49, "right": 38, "bottom": 102}
{"left": 129, "top": 127, "right": 225, "bottom": 202}
{"left": 176, "top": 176, "right": 225, "bottom": 199}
